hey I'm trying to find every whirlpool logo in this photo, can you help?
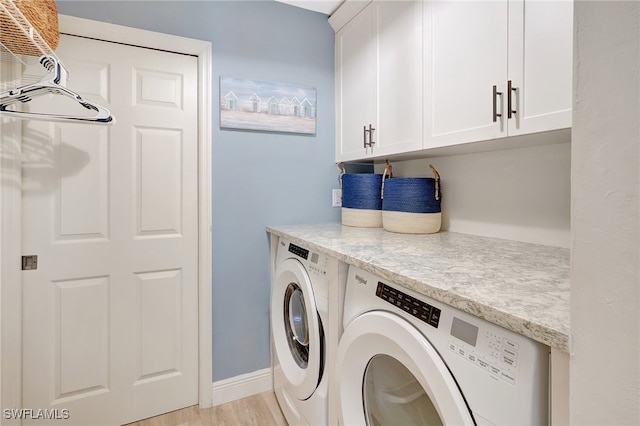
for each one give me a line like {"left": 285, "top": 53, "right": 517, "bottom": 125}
{"left": 355, "top": 274, "right": 368, "bottom": 285}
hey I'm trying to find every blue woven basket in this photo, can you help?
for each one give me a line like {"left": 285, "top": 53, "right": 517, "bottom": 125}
{"left": 336, "top": 162, "right": 385, "bottom": 228}
{"left": 342, "top": 174, "right": 383, "bottom": 210}
{"left": 381, "top": 164, "right": 442, "bottom": 234}
{"left": 382, "top": 178, "right": 440, "bottom": 213}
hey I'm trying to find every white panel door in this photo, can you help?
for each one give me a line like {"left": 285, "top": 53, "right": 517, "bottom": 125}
{"left": 426, "top": 0, "right": 508, "bottom": 147}
{"left": 335, "top": 5, "right": 375, "bottom": 161}
{"left": 507, "top": 0, "right": 573, "bottom": 135}
{"left": 21, "top": 34, "right": 199, "bottom": 425}
{"left": 373, "top": 0, "right": 423, "bottom": 158}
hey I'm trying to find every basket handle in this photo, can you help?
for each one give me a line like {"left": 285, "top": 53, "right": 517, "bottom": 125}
{"left": 429, "top": 164, "right": 441, "bottom": 201}
{"left": 336, "top": 162, "right": 346, "bottom": 189}
{"left": 381, "top": 160, "right": 393, "bottom": 199}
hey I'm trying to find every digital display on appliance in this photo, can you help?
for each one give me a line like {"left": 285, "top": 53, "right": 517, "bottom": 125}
{"left": 451, "top": 317, "right": 478, "bottom": 347}
{"left": 310, "top": 253, "right": 319, "bottom": 264}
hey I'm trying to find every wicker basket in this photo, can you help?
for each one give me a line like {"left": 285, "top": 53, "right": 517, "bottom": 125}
{"left": 382, "top": 164, "right": 442, "bottom": 234}
{"left": 341, "top": 173, "right": 384, "bottom": 228}
{"left": 0, "top": 0, "right": 59, "bottom": 56}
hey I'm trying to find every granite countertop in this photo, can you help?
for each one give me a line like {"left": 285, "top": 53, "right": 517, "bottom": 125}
{"left": 267, "top": 223, "right": 570, "bottom": 352}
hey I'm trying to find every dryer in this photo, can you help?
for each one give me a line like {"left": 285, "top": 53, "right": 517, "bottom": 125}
{"left": 270, "top": 238, "right": 347, "bottom": 425}
{"left": 336, "top": 266, "right": 550, "bottom": 425}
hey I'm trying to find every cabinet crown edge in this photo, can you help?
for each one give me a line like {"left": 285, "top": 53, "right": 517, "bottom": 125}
{"left": 329, "top": 0, "right": 372, "bottom": 32}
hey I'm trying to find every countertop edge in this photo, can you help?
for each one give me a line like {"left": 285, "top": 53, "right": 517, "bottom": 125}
{"left": 266, "top": 226, "right": 570, "bottom": 353}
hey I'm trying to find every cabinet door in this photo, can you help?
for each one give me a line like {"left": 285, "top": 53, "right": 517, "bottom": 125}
{"left": 335, "top": 6, "right": 375, "bottom": 162}
{"left": 507, "top": 0, "right": 573, "bottom": 135}
{"left": 371, "top": 0, "right": 423, "bottom": 157}
{"left": 425, "top": 0, "right": 508, "bottom": 148}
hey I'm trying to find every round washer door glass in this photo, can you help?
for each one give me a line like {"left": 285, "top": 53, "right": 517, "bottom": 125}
{"left": 336, "top": 311, "right": 474, "bottom": 425}
{"left": 364, "top": 355, "right": 443, "bottom": 425}
{"left": 284, "top": 283, "right": 310, "bottom": 368}
{"left": 271, "top": 258, "right": 322, "bottom": 400}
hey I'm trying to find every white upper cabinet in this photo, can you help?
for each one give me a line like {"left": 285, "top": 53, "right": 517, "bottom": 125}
{"left": 335, "top": 0, "right": 423, "bottom": 162}
{"left": 425, "top": 0, "right": 573, "bottom": 149}
{"left": 425, "top": 0, "right": 508, "bottom": 147}
{"left": 335, "top": 5, "right": 375, "bottom": 161}
{"left": 507, "top": 0, "right": 573, "bottom": 136}
{"left": 332, "top": 0, "right": 573, "bottom": 161}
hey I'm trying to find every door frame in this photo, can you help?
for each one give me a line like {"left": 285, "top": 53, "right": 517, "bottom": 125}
{"left": 0, "top": 14, "right": 214, "bottom": 415}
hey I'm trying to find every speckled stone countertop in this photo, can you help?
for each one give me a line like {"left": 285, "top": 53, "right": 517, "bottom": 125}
{"left": 267, "top": 223, "right": 570, "bottom": 352}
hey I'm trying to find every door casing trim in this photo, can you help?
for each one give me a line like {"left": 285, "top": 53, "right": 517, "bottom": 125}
{"left": 0, "top": 14, "right": 214, "bottom": 415}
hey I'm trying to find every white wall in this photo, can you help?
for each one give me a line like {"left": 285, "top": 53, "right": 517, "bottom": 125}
{"left": 377, "top": 142, "right": 571, "bottom": 248}
{"left": 571, "top": 1, "right": 639, "bottom": 424}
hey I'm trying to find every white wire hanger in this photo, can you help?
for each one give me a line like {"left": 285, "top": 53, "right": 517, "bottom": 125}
{"left": 0, "top": 55, "right": 115, "bottom": 125}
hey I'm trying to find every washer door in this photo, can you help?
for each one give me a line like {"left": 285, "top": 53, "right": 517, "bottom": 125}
{"left": 337, "top": 311, "right": 475, "bottom": 425}
{"left": 271, "top": 258, "right": 322, "bottom": 400}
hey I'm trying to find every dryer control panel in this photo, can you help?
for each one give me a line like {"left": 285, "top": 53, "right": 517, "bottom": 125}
{"left": 288, "top": 243, "right": 309, "bottom": 259}
{"left": 372, "top": 279, "right": 521, "bottom": 386}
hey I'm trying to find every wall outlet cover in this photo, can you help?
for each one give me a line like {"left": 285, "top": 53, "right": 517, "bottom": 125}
{"left": 332, "top": 189, "right": 342, "bottom": 207}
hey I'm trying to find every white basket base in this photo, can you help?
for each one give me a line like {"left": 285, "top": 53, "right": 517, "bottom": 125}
{"left": 342, "top": 207, "right": 383, "bottom": 228}
{"left": 382, "top": 211, "right": 442, "bottom": 234}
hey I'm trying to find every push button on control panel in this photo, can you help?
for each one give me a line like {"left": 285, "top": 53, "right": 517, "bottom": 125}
{"left": 449, "top": 329, "right": 521, "bottom": 386}
{"left": 288, "top": 243, "right": 309, "bottom": 260}
{"left": 503, "top": 337, "right": 520, "bottom": 351}
{"left": 375, "top": 282, "right": 441, "bottom": 329}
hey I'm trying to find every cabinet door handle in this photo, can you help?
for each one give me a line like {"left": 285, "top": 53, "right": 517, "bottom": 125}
{"left": 492, "top": 85, "right": 502, "bottom": 122}
{"left": 507, "top": 80, "right": 517, "bottom": 119}
{"left": 363, "top": 124, "right": 375, "bottom": 148}
{"left": 363, "top": 125, "right": 369, "bottom": 148}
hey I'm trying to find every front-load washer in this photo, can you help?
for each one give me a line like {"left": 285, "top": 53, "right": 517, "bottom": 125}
{"left": 336, "top": 266, "right": 550, "bottom": 425}
{"left": 271, "top": 238, "right": 347, "bottom": 425}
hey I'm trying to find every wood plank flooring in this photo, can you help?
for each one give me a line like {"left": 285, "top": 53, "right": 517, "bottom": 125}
{"left": 124, "top": 391, "right": 288, "bottom": 426}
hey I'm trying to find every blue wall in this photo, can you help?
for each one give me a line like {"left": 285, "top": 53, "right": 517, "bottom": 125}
{"left": 57, "top": 0, "right": 339, "bottom": 381}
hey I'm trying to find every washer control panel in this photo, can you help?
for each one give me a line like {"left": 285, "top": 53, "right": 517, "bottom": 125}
{"left": 375, "top": 282, "right": 441, "bottom": 328}
{"left": 447, "top": 318, "right": 520, "bottom": 386}
{"left": 287, "top": 242, "right": 327, "bottom": 276}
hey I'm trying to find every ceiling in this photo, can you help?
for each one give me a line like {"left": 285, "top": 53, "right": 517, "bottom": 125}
{"left": 274, "top": 0, "right": 344, "bottom": 15}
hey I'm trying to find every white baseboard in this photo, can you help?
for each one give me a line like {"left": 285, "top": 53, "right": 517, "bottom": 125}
{"left": 211, "top": 367, "right": 273, "bottom": 406}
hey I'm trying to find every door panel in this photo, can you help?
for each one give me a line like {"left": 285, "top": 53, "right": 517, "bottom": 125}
{"left": 335, "top": 6, "right": 374, "bottom": 160}
{"left": 374, "top": 0, "right": 423, "bottom": 157}
{"left": 427, "top": 0, "right": 508, "bottom": 146}
{"left": 55, "top": 276, "right": 109, "bottom": 400}
{"left": 507, "top": 0, "right": 573, "bottom": 135}
{"left": 136, "top": 269, "right": 182, "bottom": 380}
{"left": 136, "top": 128, "right": 183, "bottom": 235}
{"left": 56, "top": 126, "right": 109, "bottom": 240}
{"left": 22, "top": 34, "right": 198, "bottom": 425}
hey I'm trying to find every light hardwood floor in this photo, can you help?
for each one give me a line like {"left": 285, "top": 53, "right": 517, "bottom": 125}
{"left": 124, "top": 391, "right": 288, "bottom": 426}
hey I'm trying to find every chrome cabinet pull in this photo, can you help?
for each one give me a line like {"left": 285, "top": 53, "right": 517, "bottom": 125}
{"left": 363, "top": 125, "right": 369, "bottom": 148}
{"left": 492, "top": 85, "right": 503, "bottom": 122}
{"left": 507, "top": 80, "right": 517, "bottom": 119}
{"left": 363, "top": 124, "right": 376, "bottom": 148}
{"left": 368, "top": 124, "right": 375, "bottom": 147}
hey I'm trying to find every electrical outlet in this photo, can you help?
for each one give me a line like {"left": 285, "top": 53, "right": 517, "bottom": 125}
{"left": 332, "top": 189, "right": 342, "bottom": 207}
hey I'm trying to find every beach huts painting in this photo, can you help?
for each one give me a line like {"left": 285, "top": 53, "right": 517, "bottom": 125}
{"left": 220, "top": 77, "right": 317, "bottom": 134}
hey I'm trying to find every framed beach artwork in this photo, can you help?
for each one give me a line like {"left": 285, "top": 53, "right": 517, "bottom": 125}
{"left": 220, "top": 77, "right": 317, "bottom": 135}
